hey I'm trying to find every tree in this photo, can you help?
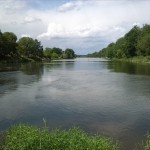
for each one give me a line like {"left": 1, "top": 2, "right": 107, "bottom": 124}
{"left": 34, "top": 39, "right": 43, "bottom": 58}
{"left": 51, "top": 52, "right": 58, "bottom": 59}
{"left": 114, "top": 37, "right": 126, "bottom": 58}
{"left": 137, "top": 34, "right": 150, "bottom": 56}
{"left": 116, "top": 49, "right": 126, "bottom": 58}
{"left": 17, "top": 37, "right": 43, "bottom": 58}
{"left": 0, "top": 30, "right": 4, "bottom": 58}
{"left": 52, "top": 47, "right": 62, "bottom": 56}
{"left": 87, "top": 24, "right": 150, "bottom": 59}
{"left": 141, "top": 24, "right": 150, "bottom": 36}
{"left": 64, "top": 48, "right": 75, "bottom": 59}
{"left": 0, "top": 32, "right": 17, "bottom": 57}
{"left": 44, "top": 47, "right": 53, "bottom": 59}
{"left": 105, "top": 43, "right": 115, "bottom": 58}
{"left": 124, "top": 26, "right": 141, "bottom": 57}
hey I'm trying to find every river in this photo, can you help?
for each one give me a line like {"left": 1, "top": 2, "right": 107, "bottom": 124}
{"left": 0, "top": 58, "right": 150, "bottom": 150}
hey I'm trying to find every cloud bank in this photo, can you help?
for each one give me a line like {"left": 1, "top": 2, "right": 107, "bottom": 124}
{"left": 0, "top": 0, "right": 150, "bottom": 54}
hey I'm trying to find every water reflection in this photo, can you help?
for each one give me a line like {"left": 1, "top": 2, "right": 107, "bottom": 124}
{"left": 0, "top": 63, "right": 20, "bottom": 72}
{"left": 44, "top": 61, "right": 75, "bottom": 71}
{"left": 0, "top": 63, "right": 44, "bottom": 97}
{"left": 0, "top": 59, "right": 150, "bottom": 150}
{"left": 108, "top": 61, "right": 150, "bottom": 76}
{"left": 20, "top": 63, "right": 44, "bottom": 76}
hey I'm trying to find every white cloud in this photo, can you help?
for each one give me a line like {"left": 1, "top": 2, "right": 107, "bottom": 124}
{"left": 1, "top": 0, "right": 26, "bottom": 14}
{"left": 24, "top": 16, "right": 42, "bottom": 24}
{"left": 58, "top": 1, "right": 82, "bottom": 12}
{"left": 38, "top": 22, "right": 65, "bottom": 39}
{"left": 21, "top": 34, "right": 31, "bottom": 38}
{"left": 1, "top": 0, "right": 150, "bottom": 54}
{"left": 38, "top": 22, "right": 126, "bottom": 40}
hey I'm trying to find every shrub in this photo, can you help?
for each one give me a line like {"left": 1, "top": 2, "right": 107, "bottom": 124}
{"left": 2, "top": 124, "right": 119, "bottom": 150}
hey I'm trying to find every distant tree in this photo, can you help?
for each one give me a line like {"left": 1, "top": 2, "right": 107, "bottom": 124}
{"left": 62, "top": 53, "right": 67, "bottom": 59}
{"left": 87, "top": 51, "right": 100, "bottom": 58}
{"left": 44, "top": 47, "right": 53, "bottom": 59}
{"left": 64, "top": 48, "right": 75, "bottom": 59}
{"left": 114, "top": 37, "right": 126, "bottom": 58}
{"left": 105, "top": 43, "right": 115, "bottom": 58}
{"left": 51, "top": 52, "right": 58, "bottom": 59}
{"left": 52, "top": 47, "right": 62, "bottom": 56}
{"left": 34, "top": 39, "right": 43, "bottom": 58}
{"left": 0, "top": 30, "right": 4, "bottom": 58}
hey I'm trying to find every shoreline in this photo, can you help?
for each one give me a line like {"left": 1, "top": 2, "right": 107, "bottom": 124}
{"left": 112, "top": 57, "right": 150, "bottom": 64}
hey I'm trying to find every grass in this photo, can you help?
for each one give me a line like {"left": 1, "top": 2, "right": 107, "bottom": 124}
{"left": 144, "top": 134, "right": 150, "bottom": 150}
{"left": 1, "top": 124, "right": 150, "bottom": 150}
{"left": 0, "top": 124, "right": 119, "bottom": 150}
{"left": 113, "top": 56, "right": 150, "bottom": 63}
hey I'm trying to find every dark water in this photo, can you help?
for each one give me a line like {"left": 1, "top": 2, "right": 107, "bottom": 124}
{"left": 0, "top": 58, "right": 150, "bottom": 150}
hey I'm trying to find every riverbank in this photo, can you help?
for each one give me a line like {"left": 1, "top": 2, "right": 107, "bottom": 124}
{"left": 112, "top": 56, "right": 150, "bottom": 63}
{"left": 1, "top": 124, "right": 150, "bottom": 150}
{"left": 0, "top": 56, "right": 53, "bottom": 63}
{"left": 0, "top": 56, "right": 77, "bottom": 63}
{"left": 0, "top": 124, "right": 119, "bottom": 150}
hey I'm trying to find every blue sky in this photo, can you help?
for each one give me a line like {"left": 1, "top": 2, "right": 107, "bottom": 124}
{"left": 1, "top": 0, "right": 150, "bottom": 55}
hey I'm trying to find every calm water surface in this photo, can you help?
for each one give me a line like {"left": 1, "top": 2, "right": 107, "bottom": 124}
{"left": 0, "top": 58, "right": 150, "bottom": 150}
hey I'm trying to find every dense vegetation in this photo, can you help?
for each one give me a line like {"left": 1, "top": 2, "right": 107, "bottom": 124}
{"left": 1, "top": 124, "right": 150, "bottom": 150}
{"left": 87, "top": 24, "right": 150, "bottom": 61}
{"left": 0, "top": 30, "right": 76, "bottom": 62}
{"left": 44, "top": 47, "right": 76, "bottom": 60}
{"left": 0, "top": 124, "right": 119, "bottom": 150}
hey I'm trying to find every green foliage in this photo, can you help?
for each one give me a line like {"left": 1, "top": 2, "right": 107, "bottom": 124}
{"left": 115, "top": 49, "right": 126, "bottom": 59}
{"left": 44, "top": 47, "right": 62, "bottom": 59}
{"left": 88, "top": 24, "right": 150, "bottom": 60}
{"left": 1, "top": 124, "right": 119, "bottom": 150}
{"left": 44, "top": 47, "right": 52, "bottom": 59}
{"left": 62, "top": 53, "right": 68, "bottom": 59}
{"left": 143, "top": 134, "right": 150, "bottom": 150}
{"left": 44, "top": 47, "right": 76, "bottom": 60}
{"left": 0, "top": 31, "right": 17, "bottom": 58}
{"left": 63, "top": 48, "right": 75, "bottom": 59}
{"left": 105, "top": 43, "right": 115, "bottom": 58}
{"left": 137, "top": 34, "right": 150, "bottom": 56}
{"left": 17, "top": 37, "right": 43, "bottom": 59}
{"left": 51, "top": 52, "right": 59, "bottom": 59}
{"left": 0, "top": 30, "right": 44, "bottom": 62}
{"left": 124, "top": 25, "right": 141, "bottom": 57}
{"left": 52, "top": 47, "right": 62, "bottom": 56}
{"left": 87, "top": 52, "right": 100, "bottom": 57}
{"left": 0, "top": 30, "right": 76, "bottom": 62}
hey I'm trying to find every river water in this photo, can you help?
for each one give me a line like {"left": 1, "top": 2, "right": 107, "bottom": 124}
{"left": 0, "top": 58, "right": 150, "bottom": 150}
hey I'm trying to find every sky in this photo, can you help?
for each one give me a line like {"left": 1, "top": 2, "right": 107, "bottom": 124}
{"left": 0, "top": 0, "right": 150, "bottom": 55}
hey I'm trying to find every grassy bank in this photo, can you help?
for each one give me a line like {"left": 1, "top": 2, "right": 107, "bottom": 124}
{"left": 1, "top": 124, "right": 150, "bottom": 149}
{"left": 144, "top": 134, "right": 150, "bottom": 150}
{"left": 0, "top": 56, "right": 52, "bottom": 64}
{"left": 0, "top": 124, "right": 119, "bottom": 150}
{"left": 112, "top": 56, "right": 150, "bottom": 63}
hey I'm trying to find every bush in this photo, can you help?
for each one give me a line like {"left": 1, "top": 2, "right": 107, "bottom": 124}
{"left": 2, "top": 124, "right": 119, "bottom": 150}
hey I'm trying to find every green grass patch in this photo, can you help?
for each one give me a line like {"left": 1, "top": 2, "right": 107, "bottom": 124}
{"left": 1, "top": 124, "right": 119, "bottom": 150}
{"left": 112, "top": 56, "right": 150, "bottom": 63}
{"left": 143, "top": 134, "right": 150, "bottom": 150}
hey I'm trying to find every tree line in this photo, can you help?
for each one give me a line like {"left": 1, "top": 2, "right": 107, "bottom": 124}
{"left": 0, "top": 30, "right": 76, "bottom": 62}
{"left": 87, "top": 24, "right": 150, "bottom": 59}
